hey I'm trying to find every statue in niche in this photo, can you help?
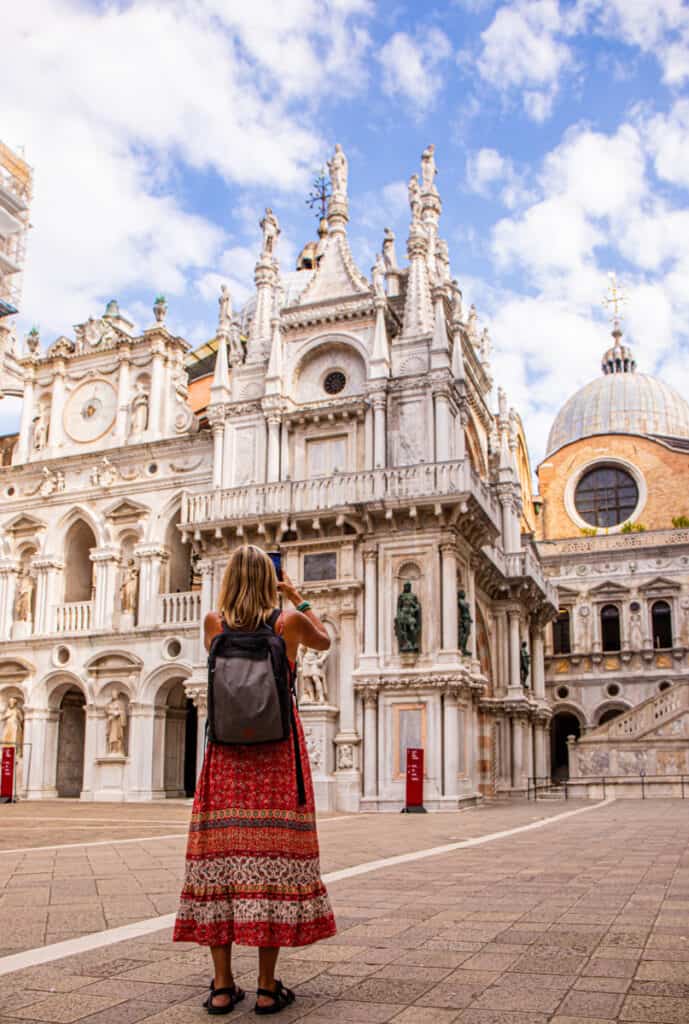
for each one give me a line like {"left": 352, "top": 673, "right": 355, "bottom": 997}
{"left": 421, "top": 143, "right": 437, "bottom": 191}
{"left": 260, "top": 207, "right": 280, "bottom": 257}
{"left": 457, "top": 588, "right": 473, "bottom": 656}
{"left": 337, "top": 744, "right": 354, "bottom": 770}
{"left": 14, "top": 573, "right": 34, "bottom": 623}
{"left": 520, "top": 640, "right": 531, "bottom": 686}
{"left": 105, "top": 691, "right": 127, "bottom": 756}
{"left": 32, "top": 405, "right": 49, "bottom": 451}
{"left": 408, "top": 173, "right": 421, "bottom": 222}
{"left": 328, "top": 143, "right": 348, "bottom": 197}
{"left": 372, "top": 253, "right": 386, "bottom": 298}
{"left": 298, "top": 646, "right": 330, "bottom": 704}
{"left": 120, "top": 559, "right": 139, "bottom": 615}
{"left": 130, "top": 382, "right": 149, "bottom": 435}
{"left": 382, "top": 227, "right": 398, "bottom": 270}
{"left": 1, "top": 696, "right": 24, "bottom": 751}
{"left": 395, "top": 581, "right": 421, "bottom": 653}
{"left": 218, "top": 284, "right": 232, "bottom": 331}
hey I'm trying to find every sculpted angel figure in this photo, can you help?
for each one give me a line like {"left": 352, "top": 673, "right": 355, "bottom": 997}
{"left": 218, "top": 284, "right": 232, "bottom": 331}
{"left": 328, "top": 143, "right": 348, "bottom": 197}
{"left": 466, "top": 303, "right": 478, "bottom": 340}
{"left": 372, "top": 253, "right": 386, "bottom": 298}
{"left": 382, "top": 227, "right": 398, "bottom": 270}
{"left": 421, "top": 143, "right": 437, "bottom": 190}
{"left": 480, "top": 327, "right": 492, "bottom": 362}
{"left": 451, "top": 280, "right": 463, "bottom": 322}
{"left": 260, "top": 208, "right": 280, "bottom": 257}
{"left": 408, "top": 174, "right": 421, "bottom": 222}
{"left": 105, "top": 692, "right": 127, "bottom": 756}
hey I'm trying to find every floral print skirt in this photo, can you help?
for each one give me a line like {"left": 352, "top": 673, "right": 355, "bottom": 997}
{"left": 173, "top": 707, "right": 336, "bottom": 948}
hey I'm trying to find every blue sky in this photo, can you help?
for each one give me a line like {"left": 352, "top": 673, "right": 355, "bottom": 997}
{"left": 4, "top": 0, "right": 689, "bottom": 467}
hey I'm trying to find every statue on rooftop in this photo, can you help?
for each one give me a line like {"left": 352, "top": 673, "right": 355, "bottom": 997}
{"left": 260, "top": 208, "right": 280, "bottom": 258}
{"left": 218, "top": 284, "right": 232, "bottom": 332}
{"left": 382, "top": 227, "right": 398, "bottom": 271}
{"left": 421, "top": 143, "right": 437, "bottom": 191}
{"left": 328, "top": 144, "right": 348, "bottom": 198}
{"left": 408, "top": 174, "right": 421, "bottom": 222}
{"left": 372, "top": 253, "right": 386, "bottom": 298}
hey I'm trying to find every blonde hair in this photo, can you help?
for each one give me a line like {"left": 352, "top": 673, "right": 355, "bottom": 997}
{"left": 218, "top": 545, "right": 279, "bottom": 630}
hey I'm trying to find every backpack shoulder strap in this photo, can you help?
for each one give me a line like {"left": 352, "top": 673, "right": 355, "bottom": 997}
{"left": 266, "top": 608, "right": 282, "bottom": 632}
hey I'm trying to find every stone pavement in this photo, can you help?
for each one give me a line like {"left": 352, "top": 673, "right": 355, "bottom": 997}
{"left": 0, "top": 799, "right": 688, "bottom": 1022}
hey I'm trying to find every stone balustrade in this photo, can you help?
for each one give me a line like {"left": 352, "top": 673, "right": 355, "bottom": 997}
{"left": 181, "top": 459, "right": 501, "bottom": 530}
{"left": 605, "top": 683, "right": 689, "bottom": 740}
{"left": 53, "top": 600, "right": 93, "bottom": 633}
{"left": 159, "top": 590, "right": 201, "bottom": 626}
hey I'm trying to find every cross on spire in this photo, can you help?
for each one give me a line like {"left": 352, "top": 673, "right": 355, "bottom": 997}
{"left": 603, "top": 271, "right": 627, "bottom": 325}
{"left": 306, "top": 167, "right": 331, "bottom": 220}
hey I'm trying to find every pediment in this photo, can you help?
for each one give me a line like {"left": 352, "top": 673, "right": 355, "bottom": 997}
{"left": 85, "top": 651, "right": 143, "bottom": 673}
{"left": 4, "top": 513, "right": 46, "bottom": 535}
{"left": 555, "top": 585, "right": 580, "bottom": 599}
{"left": 638, "top": 576, "right": 681, "bottom": 593}
{"left": 0, "top": 658, "right": 32, "bottom": 681}
{"left": 588, "top": 579, "right": 630, "bottom": 595}
{"left": 104, "top": 498, "right": 150, "bottom": 523}
{"left": 297, "top": 233, "right": 370, "bottom": 306}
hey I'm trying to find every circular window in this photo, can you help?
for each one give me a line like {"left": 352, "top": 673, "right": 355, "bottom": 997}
{"left": 574, "top": 464, "right": 638, "bottom": 528}
{"left": 55, "top": 645, "right": 71, "bottom": 665}
{"left": 147, "top": 463, "right": 158, "bottom": 475}
{"left": 658, "top": 681, "right": 672, "bottom": 692}
{"left": 556, "top": 685, "right": 570, "bottom": 700}
{"left": 324, "top": 371, "right": 346, "bottom": 395}
{"left": 165, "top": 638, "right": 182, "bottom": 659}
{"left": 630, "top": 600, "right": 641, "bottom": 613}
{"left": 606, "top": 682, "right": 621, "bottom": 697}
{"left": 6, "top": 486, "right": 15, "bottom": 497}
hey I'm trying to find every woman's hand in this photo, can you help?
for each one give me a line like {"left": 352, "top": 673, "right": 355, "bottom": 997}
{"left": 278, "top": 571, "right": 303, "bottom": 608}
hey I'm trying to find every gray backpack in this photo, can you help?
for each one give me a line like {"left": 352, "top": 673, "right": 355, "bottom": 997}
{"left": 207, "top": 610, "right": 305, "bottom": 803}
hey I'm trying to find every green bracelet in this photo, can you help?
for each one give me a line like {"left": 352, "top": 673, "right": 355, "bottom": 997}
{"left": 297, "top": 600, "right": 312, "bottom": 613}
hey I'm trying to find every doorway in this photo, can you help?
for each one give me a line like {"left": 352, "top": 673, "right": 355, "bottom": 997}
{"left": 56, "top": 689, "right": 86, "bottom": 797}
{"left": 550, "top": 711, "right": 581, "bottom": 782}
{"left": 163, "top": 682, "right": 197, "bottom": 797}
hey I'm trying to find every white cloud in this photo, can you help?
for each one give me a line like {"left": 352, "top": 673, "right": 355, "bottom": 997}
{"left": 465, "top": 148, "right": 532, "bottom": 208}
{"left": 644, "top": 99, "right": 689, "bottom": 189}
{"left": 378, "top": 27, "right": 453, "bottom": 112}
{"left": 1, "top": 0, "right": 373, "bottom": 339}
{"left": 587, "top": 0, "right": 689, "bottom": 84}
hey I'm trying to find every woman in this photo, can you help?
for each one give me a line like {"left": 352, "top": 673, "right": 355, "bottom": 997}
{"left": 174, "top": 545, "right": 336, "bottom": 1015}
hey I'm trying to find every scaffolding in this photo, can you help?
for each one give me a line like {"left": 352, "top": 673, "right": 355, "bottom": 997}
{"left": 0, "top": 141, "right": 32, "bottom": 315}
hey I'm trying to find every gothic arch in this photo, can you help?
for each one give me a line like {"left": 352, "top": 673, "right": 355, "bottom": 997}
{"left": 37, "top": 670, "right": 89, "bottom": 710}
{"left": 55, "top": 505, "right": 105, "bottom": 551}
{"left": 289, "top": 333, "right": 368, "bottom": 401}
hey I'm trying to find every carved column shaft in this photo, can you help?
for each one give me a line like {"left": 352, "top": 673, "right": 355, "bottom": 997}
{"left": 508, "top": 609, "right": 522, "bottom": 694}
{"left": 443, "top": 690, "right": 459, "bottom": 797}
{"left": 466, "top": 563, "right": 477, "bottom": 660}
{"left": 531, "top": 625, "right": 546, "bottom": 699}
{"left": 511, "top": 716, "right": 524, "bottom": 788}
{"left": 211, "top": 421, "right": 224, "bottom": 489}
{"left": 116, "top": 350, "right": 131, "bottom": 441}
{"left": 372, "top": 396, "right": 386, "bottom": 469}
{"left": 534, "top": 722, "right": 546, "bottom": 781}
{"left": 363, "top": 550, "right": 378, "bottom": 656}
{"left": 50, "top": 364, "right": 66, "bottom": 449}
{"left": 434, "top": 391, "right": 451, "bottom": 462}
{"left": 280, "top": 420, "right": 290, "bottom": 481}
{"left": 149, "top": 343, "right": 166, "bottom": 438}
{"left": 198, "top": 560, "right": 215, "bottom": 662}
{"left": 267, "top": 417, "right": 281, "bottom": 483}
{"left": 440, "top": 544, "right": 458, "bottom": 651}
{"left": 0, "top": 567, "right": 18, "bottom": 640}
{"left": 16, "top": 373, "right": 34, "bottom": 464}
{"left": 363, "top": 692, "right": 378, "bottom": 798}
{"left": 134, "top": 547, "right": 168, "bottom": 628}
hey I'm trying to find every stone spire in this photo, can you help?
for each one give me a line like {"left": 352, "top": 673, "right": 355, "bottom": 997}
{"left": 450, "top": 281, "right": 465, "bottom": 382}
{"left": 210, "top": 285, "right": 231, "bottom": 403}
{"left": 401, "top": 164, "right": 434, "bottom": 339}
{"left": 430, "top": 285, "right": 451, "bottom": 370}
{"left": 246, "top": 208, "right": 280, "bottom": 364}
{"left": 419, "top": 144, "right": 442, "bottom": 283}
{"left": 370, "top": 256, "right": 390, "bottom": 379}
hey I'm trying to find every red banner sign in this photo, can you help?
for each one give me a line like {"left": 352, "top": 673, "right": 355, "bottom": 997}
{"left": 0, "top": 747, "right": 15, "bottom": 801}
{"left": 405, "top": 747, "right": 424, "bottom": 809}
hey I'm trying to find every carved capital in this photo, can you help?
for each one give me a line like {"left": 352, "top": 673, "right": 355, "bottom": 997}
{"left": 362, "top": 548, "right": 378, "bottom": 564}
{"left": 133, "top": 543, "right": 168, "bottom": 562}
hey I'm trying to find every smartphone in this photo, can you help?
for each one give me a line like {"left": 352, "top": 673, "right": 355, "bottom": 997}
{"left": 267, "top": 550, "right": 283, "bottom": 582}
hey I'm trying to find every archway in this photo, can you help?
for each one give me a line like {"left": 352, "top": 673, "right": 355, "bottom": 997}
{"left": 161, "top": 681, "right": 197, "bottom": 798}
{"left": 64, "top": 520, "right": 97, "bottom": 602}
{"left": 598, "top": 707, "right": 624, "bottom": 726}
{"left": 56, "top": 688, "right": 86, "bottom": 797}
{"left": 550, "top": 710, "right": 582, "bottom": 782}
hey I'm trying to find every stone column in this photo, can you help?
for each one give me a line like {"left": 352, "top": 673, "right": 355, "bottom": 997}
{"left": 534, "top": 720, "right": 546, "bottom": 782}
{"left": 80, "top": 701, "right": 99, "bottom": 800}
{"left": 511, "top": 715, "right": 524, "bottom": 789}
{"left": 126, "top": 702, "right": 156, "bottom": 800}
{"left": 267, "top": 416, "right": 281, "bottom": 483}
{"left": 372, "top": 394, "right": 386, "bottom": 469}
{"left": 15, "top": 370, "right": 35, "bottom": 464}
{"left": 364, "top": 405, "right": 374, "bottom": 470}
{"left": 90, "top": 547, "right": 119, "bottom": 630}
{"left": 197, "top": 559, "right": 215, "bottom": 662}
{"left": 32, "top": 558, "right": 63, "bottom": 635}
{"left": 22, "top": 707, "right": 54, "bottom": 798}
{"left": 525, "top": 719, "right": 534, "bottom": 784}
{"left": 455, "top": 408, "right": 467, "bottom": 462}
{"left": 280, "top": 420, "right": 290, "bottom": 480}
{"left": 531, "top": 622, "right": 546, "bottom": 699}
{"left": 443, "top": 689, "right": 459, "bottom": 798}
{"left": 335, "top": 601, "right": 361, "bottom": 810}
{"left": 134, "top": 545, "right": 168, "bottom": 628}
{"left": 50, "top": 361, "right": 66, "bottom": 450}
{"left": 508, "top": 608, "right": 522, "bottom": 696}
{"left": 116, "top": 345, "right": 131, "bottom": 441}
{"left": 363, "top": 549, "right": 378, "bottom": 657}
{"left": 440, "top": 542, "right": 458, "bottom": 652}
{"left": 0, "top": 561, "right": 19, "bottom": 640}
{"left": 210, "top": 419, "right": 225, "bottom": 489}
{"left": 363, "top": 690, "right": 378, "bottom": 799}
{"left": 148, "top": 339, "right": 166, "bottom": 439}
{"left": 186, "top": 683, "right": 208, "bottom": 780}
{"left": 466, "top": 560, "right": 477, "bottom": 660}
{"left": 434, "top": 388, "right": 451, "bottom": 462}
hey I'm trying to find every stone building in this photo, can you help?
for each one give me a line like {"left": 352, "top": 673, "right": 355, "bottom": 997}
{"left": 0, "top": 145, "right": 556, "bottom": 808}
{"left": 536, "top": 315, "right": 689, "bottom": 782}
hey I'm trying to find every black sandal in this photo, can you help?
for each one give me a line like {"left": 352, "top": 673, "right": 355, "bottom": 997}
{"left": 204, "top": 979, "right": 246, "bottom": 1015}
{"left": 254, "top": 979, "right": 295, "bottom": 1015}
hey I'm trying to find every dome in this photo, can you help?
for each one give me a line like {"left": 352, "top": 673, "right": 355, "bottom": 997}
{"left": 238, "top": 269, "right": 313, "bottom": 334}
{"left": 546, "top": 337, "right": 689, "bottom": 455}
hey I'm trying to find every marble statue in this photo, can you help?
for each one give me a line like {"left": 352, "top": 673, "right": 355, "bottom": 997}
{"left": 395, "top": 581, "right": 421, "bottom": 653}
{"left": 299, "top": 647, "right": 329, "bottom": 704}
{"left": 260, "top": 207, "right": 280, "bottom": 257}
{"left": 408, "top": 174, "right": 421, "bottom": 222}
{"left": 520, "top": 640, "right": 531, "bottom": 686}
{"left": 15, "top": 573, "right": 34, "bottom": 623}
{"left": 435, "top": 239, "right": 450, "bottom": 283}
{"left": 105, "top": 692, "right": 127, "bottom": 756}
{"left": 32, "top": 406, "right": 49, "bottom": 451}
{"left": 479, "top": 327, "right": 491, "bottom": 363}
{"left": 372, "top": 253, "right": 386, "bottom": 298}
{"left": 218, "top": 284, "right": 232, "bottom": 331}
{"left": 451, "top": 280, "right": 463, "bottom": 322}
{"left": 120, "top": 559, "right": 139, "bottom": 615}
{"left": 130, "top": 382, "right": 149, "bottom": 434}
{"left": 328, "top": 143, "right": 348, "bottom": 197}
{"left": 229, "top": 322, "right": 244, "bottom": 366}
{"left": 457, "top": 588, "right": 473, "bottom": 656}
{"left": 1, "top": 697, "right": 24, "bottom": 751}
{"left": 421, "top": 143, "right": 437, "bottom": 191}
{"left": 467, "top": 303, "right": 478, "bottom": 340}
{"left": 498, "top": 386, "right": 508, "bottom": 420}
{"left": 382, "top": 227, "right": 398, "bottom": 270}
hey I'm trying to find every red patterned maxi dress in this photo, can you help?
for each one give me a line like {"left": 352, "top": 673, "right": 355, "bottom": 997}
{"left": 173, "top": 619, "right": 336, "bottom": 948}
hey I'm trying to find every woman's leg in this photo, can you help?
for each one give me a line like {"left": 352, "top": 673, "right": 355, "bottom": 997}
{"left": 257, "top": 946, "right": 280, "bottom": 1007}
{"left": 209, "top": 944, "right": 235, "bottom": 1008}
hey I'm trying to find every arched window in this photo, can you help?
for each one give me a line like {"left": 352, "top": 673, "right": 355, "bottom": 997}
{"left": 574, "top": 464, "right": 638, "bottom": 528}
{"left": 598, "top": 707, "right": 624, "bottom": 726}
{"left": 652, "top": 600, "right": 673, "bottom": 649}
{"left": 552, "top": 609, "right": 571, "bottom": 655}
{"left": 601, "top": 604, "right": 621, "bottom": 652}
{"left": 64, "top": 520, "right": 97, "bottom": 602}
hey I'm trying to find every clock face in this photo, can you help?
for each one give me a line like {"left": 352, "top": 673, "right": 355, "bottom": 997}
{"left": 63, "top": 380, "right": 118, "bottom": 443}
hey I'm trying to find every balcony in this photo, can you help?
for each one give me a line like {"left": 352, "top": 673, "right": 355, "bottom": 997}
{"left": 53, "top": 601, "right": 93, "bottom": 633}
{"left": 181, "top": 460, "right": 502, "bottom": 535}
{"left": 159, "top": 590, "right": 201, "bottom": 626}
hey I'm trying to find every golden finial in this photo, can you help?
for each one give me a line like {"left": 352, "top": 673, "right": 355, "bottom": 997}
{"left": 603, "top": 271, "right": 627, "bottom": 326}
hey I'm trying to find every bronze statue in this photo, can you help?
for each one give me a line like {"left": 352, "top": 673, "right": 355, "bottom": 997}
{"left": 520, "top": 640, "right": 531, "bottom": 686}
{"left": 395, "top": 581, "right": 421, "bottom": 653}
{"left": 457, "top": 588, "right": 472, "bottom": 656}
